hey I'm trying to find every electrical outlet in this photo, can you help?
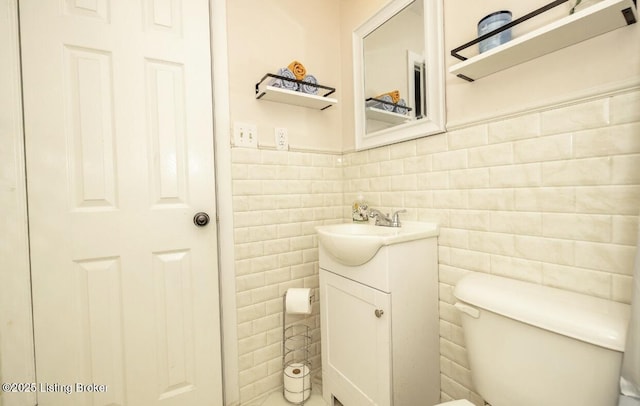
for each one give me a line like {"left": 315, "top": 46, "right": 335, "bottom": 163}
{"left": 233, "top": 122, "right": 258, "bottom": 148}
{"left": 274, "top": 127, "right": 288, "bottom": 151}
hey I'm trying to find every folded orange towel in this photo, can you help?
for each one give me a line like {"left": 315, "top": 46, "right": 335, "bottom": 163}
{"left": 376, "top": 90, "right": 400, "bottom": 104}
{"left": 287, "top": 60, "right": 307, "bottom": 81}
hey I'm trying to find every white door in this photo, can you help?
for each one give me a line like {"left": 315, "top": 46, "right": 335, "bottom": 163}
{"left": 320, "top": 270, "right": 392, "bottom": 406}
{"left": 20, "top": 1, "right": 223, "bottom": 405}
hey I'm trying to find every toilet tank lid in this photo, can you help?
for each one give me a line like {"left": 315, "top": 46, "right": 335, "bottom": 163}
{"left": 454, "top": 273, "right": 631, "bottom": 351}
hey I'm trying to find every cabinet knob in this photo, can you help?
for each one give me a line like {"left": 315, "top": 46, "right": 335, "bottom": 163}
{"left": 374, "top": 309, "right": 384, "bottom": 318}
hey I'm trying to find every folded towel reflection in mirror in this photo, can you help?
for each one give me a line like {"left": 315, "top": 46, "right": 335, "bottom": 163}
{"left": 376, "top": 90, "right": 400, "bottom": 103}
{"left": 395, "top": 98, "right": 408, "bottom": 115}
{"left": 376, "top": 94, "right": 395, "bottom": 111}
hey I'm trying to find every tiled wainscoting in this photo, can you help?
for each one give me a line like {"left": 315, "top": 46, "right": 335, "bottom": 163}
{"left": 231, "top": 89, "right": 640, "bottom": 405}
{"left": 231, "top": 149, "right": 344, "bottom": 403}
{"left": 343, "top": 90, "right": 640, "bottom": 403}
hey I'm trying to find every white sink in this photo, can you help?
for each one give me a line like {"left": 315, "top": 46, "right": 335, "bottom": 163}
{"left": 315, "top": 221, "right": 439, "bottom": 266}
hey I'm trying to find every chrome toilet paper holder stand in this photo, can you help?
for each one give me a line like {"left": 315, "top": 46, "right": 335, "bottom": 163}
{"left": 282, "top": 290, "right": 313, "bottom": 405}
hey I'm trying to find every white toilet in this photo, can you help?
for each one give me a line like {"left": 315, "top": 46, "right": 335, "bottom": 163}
{"left": 436, "top": 272, "right": 631, "bottom": 406}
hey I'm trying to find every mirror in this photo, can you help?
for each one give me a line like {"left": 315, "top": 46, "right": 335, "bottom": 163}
{"left": 354, "top": 0, "right": 445, "bottom": 150}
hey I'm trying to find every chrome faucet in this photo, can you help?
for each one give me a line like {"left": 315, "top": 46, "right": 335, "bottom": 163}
{"left": 369, "top": 209, "right": 406, "bottom": 227}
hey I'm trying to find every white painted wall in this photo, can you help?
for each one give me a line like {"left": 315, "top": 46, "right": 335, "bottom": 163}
{"left": 226, "top": 0, "right": 343, "bottom": 152}
{"left": 340, "top": 0, "right": 640, "bottom": 146}
{"left": 444, "top": 0, "right": 640, "bottom": 127}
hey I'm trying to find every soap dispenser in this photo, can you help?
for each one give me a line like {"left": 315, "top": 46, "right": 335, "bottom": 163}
{"left": 352, "top": 193, "right": 368, "bottom": 222}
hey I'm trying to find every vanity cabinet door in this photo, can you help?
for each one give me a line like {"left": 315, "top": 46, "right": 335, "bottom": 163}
{"left": 320, "top": 270, "right": 392, "bottom": 406}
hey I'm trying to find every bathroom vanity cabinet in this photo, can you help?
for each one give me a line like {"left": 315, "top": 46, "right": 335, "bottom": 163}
{"left": 320, "top": 271, "right": 392, "bottom": 405}
{"left": 318, "top": 234, "right": 440, "bottom": 406}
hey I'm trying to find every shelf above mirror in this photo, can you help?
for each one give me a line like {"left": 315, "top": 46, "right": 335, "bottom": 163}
{"left": 449, "top": 0, "right": 638, "bottom": 81}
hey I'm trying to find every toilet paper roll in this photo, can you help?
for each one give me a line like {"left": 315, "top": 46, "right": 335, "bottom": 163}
{"left": 283, "top": 363, "right": 311, "bottom": 403}
{"left": 285, "top": 288, "right": 312, "bottom": 315}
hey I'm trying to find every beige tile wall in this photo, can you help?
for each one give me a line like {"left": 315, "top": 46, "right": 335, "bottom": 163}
{"left": 231, "top": 90, "right": 640, "bottom": 405}
{"left": 343, "top": 90, "right": 640, "bottom": 404}
{"left": 231, "top": 147, "right": 344, "bottom": 404}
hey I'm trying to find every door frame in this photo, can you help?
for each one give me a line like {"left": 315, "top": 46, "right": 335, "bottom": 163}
{"left": 0, "top": 0, "right": 239, "bottom": 405}
{"left": 0, "top": 1, "right": 37, "bottom": 405}
{"left": 209, "top": 0, "right": 240, "bottom": 404}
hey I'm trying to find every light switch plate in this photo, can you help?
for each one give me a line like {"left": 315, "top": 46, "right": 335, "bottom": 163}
{"left": 233, "top": 122, "right": 258, "bottom": 148}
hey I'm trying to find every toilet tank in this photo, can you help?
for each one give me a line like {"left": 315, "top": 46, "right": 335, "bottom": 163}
{"left": 454, "top": 273, "right": 630, "bottom": 406}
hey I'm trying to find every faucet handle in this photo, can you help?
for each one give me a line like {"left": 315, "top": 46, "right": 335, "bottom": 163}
{"left": 391, "top": 209, "right": 406, "bottom": 227}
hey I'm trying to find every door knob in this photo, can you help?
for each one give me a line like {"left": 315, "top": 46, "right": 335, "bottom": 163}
{"left": 193, "top": 212, "right": 210, "bottom": 227}
{"left": 375, "top": 309, "right": 384, "bottom": 318}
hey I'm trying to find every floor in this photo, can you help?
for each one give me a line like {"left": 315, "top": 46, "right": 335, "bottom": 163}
{"left": 260, "top": 378, "right": 332, "bottom": 406}
{"left": 260, "top": 392, "right": 327, "bottom": 406}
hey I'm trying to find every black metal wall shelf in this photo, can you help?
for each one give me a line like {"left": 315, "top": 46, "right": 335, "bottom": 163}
{"left": 255, "top": 73, "right": 337, "bottom": 110}
{"left": 449, "top": 0, "right": 637, "bottom": 81}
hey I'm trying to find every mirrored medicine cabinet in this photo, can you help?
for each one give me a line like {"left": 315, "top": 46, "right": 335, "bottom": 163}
{"left": 353, "top": 0, "right": 445, "bottom": 150}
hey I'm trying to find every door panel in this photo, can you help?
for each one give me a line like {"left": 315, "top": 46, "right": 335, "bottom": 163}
{"left": 20, "top": 1, "right": 222, "bottom": 405}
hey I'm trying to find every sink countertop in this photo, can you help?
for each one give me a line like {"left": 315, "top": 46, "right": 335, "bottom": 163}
{"left": 315, "top": 221, "right": 439, "bottom": 266}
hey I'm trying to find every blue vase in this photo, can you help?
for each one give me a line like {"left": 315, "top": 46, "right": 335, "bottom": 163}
{"left": 478, "top": 11, "right": 512, "bottom": 53}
